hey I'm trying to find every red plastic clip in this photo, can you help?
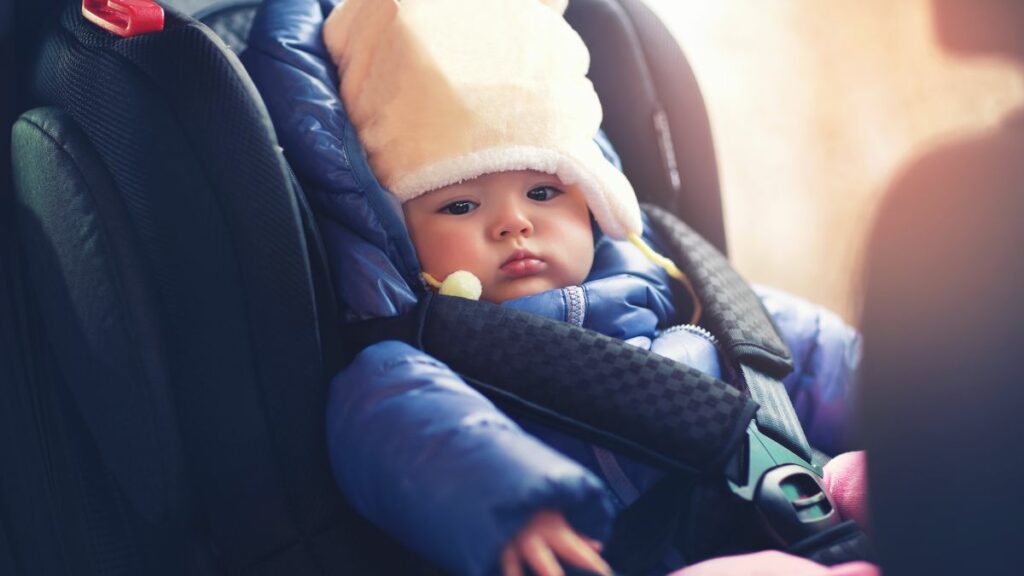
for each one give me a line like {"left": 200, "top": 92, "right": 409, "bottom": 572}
{"left": 82, "top": 0, "right": 165, "bottom": 38}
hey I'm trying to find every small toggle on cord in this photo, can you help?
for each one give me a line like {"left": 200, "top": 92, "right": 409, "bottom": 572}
{"left": 422, "top": 271, "right": 482, "bottom": 300}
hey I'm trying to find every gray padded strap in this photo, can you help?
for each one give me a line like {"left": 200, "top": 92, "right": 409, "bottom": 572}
{"left": 741, "top": 365, "right": 812, "bottom": 462}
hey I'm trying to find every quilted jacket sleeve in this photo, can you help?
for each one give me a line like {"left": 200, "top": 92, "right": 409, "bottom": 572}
{"left": 755, "top": 285, "right": 862, "bottom": 456}
{"left": 326, "top": 340, "right": 615, "bottom": 576}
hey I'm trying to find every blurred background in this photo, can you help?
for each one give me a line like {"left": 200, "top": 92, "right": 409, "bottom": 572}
{"left": 645, "top": 0, "right": 1023, "bottom": 324}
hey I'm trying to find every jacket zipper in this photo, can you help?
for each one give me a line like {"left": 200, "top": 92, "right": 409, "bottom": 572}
{"left": 661, "top": 323, "right": 718, "bottom": 345}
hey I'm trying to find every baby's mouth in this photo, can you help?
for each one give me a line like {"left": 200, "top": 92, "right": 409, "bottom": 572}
{"left": 500, "top": 249, "right": 546, "bottom": 278}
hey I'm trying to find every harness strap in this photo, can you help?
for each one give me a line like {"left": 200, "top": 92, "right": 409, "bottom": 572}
{"left": 604, "top": 368, "right": 816, "bottom": 574}
{"left": 741, "top": 365, "right": 812, "bottom": 463}
{"left": 643, "top": 204, "right": 813, "bottom": 461}
{"left": 349, "top": 293, "right": 759, "bottom": 474}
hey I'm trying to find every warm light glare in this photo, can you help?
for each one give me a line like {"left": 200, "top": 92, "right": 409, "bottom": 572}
{"left": 644, "top": 0, "right": 1024, "bottom": 323}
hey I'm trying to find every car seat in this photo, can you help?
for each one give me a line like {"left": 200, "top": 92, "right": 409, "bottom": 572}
{"left": 4, "top": 1, "right": 408, "bottom": 574}
{"left": 1, "top": 0, "right": 726, "bottom": 574}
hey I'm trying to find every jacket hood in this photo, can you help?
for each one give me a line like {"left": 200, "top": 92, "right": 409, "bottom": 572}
{"left": 240, "top": 0, "right": 659, "bottom": 323}
{"left": 244, "top": 0, "right": 422, "bottom": 319}
{"left": 243, "top": 0, "right": 636, "bottom": 321}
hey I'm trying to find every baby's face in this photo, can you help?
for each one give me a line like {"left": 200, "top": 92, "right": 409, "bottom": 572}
{"left": 403, "top": 170, "right": 594, "bottom": 303}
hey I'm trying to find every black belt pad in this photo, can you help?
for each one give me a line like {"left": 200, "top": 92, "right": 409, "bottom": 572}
{"left": 643, "top": 204, "right": 794, "bottom": 378}
{"left": 367, "top": 294, "right": 759, "bottom": 472}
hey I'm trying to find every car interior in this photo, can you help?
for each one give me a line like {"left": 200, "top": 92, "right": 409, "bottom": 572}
{"left": 3, "top": 1, "right": 1022, "bottom": 575}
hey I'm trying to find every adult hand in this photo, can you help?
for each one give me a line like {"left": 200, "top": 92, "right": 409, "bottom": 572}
{"left": 501, "top": 510, "right": 612, "bottom": 576}
{"left": 668, "top": 550, "right": 880, "bottom": 576}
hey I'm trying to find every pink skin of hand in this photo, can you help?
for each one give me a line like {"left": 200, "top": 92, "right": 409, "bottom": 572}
{"left": 501, "top": 510, "right": 612, "bottom": 576}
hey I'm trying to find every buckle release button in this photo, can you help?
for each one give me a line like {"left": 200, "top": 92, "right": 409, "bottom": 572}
{"left": 755, "top": 464, "right": 842, "bottom": 545}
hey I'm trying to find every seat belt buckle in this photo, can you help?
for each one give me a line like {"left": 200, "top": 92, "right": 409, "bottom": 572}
{"left": 82, "top": 0, "right": 165, "bottom": 38}
{"left": 728, "top": 422, "right": 842, "bottom": 546}
{"left": 753, "top": 463, "right": 841, "bottom": 546}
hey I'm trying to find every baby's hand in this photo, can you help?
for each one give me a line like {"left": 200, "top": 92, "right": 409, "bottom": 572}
{"left": 500, "top": 510, "right": 612, "bottom": 576}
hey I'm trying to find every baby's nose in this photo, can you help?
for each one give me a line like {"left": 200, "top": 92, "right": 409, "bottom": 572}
{"left": 494, "top": 210, "right": 534, "bottom": 239}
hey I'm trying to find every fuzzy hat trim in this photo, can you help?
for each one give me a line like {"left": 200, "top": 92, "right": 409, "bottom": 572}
{"left": 390, "top": 143, "right": 642, "bottom": 240}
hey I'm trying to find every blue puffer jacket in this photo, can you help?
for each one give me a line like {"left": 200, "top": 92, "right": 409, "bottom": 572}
{"left": 242, "top": 1, "right": 861, "bottom": 574}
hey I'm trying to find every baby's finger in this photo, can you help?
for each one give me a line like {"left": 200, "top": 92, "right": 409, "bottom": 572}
{"left": 519, "top": 533, "right": 564, "bottom": 576}
{"left": 501, "top": 545, "right": 524, "bottom": 576}
{"left": 581, "top": 537, "right": 604, "bottom": 552}
{"left": 548, "top": 530, "right": 612, "bottom": 576}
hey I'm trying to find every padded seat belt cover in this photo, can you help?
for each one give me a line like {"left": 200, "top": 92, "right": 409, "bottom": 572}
{"left": 644, "top": 204, "right": 812, "bottom": 461}
{"left": 643, "top": 204, "right": 793, "bottom": 376}
{"left": 356, "top": 294, "right": 759, "bottom": 473}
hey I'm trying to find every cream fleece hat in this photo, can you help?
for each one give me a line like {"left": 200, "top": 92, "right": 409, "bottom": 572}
{"left": 322, "top": 0, "right": 643, "bottom": 240}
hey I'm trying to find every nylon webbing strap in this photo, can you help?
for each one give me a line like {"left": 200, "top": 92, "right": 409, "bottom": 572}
{"left": 741, "top": 365, "right": 812, "bottom": 462}
{"left": 642, "top": 204, "right": 812, "bottom": 462}
{"left": 360, "top": 294, "right": 758, "bottom": 472}
{"left": 788, "top": 520, "right": 876, "bottom": 566}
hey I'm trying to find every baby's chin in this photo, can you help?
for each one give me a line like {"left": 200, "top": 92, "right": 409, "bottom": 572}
{"left": 482, "top": 277, "right": 571, "bottom": 304}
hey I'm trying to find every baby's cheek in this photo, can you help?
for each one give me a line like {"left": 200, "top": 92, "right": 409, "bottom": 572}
{"left": 419, "top": 231, "right": 473, "bottom": 273}
{"left": 562, "top": 241, "right": 594, "bottom": 286}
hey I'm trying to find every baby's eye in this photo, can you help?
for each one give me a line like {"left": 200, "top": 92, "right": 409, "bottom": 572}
{"left": 439, "top": 200, "right": 479, "bottom": 215}
{"left": 527, "top": 186, "right": 562, "bottom": 202}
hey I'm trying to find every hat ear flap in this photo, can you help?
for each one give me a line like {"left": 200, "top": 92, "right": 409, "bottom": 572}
{"left": 537, "top": 0, "right": 569, "bottom": 16}
{"left": 324, "top": 0, "right": 401, "bottom": 111}
{"left": 324, "top": 0, "right": 399, "bottom": 68}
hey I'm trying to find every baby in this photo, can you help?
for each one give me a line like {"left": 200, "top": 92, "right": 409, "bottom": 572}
{"left": 317, "top": 1, "right": 866, "bottom": 575}
{"left": 404, "top": 169, "right": 612, "bottom": 575}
